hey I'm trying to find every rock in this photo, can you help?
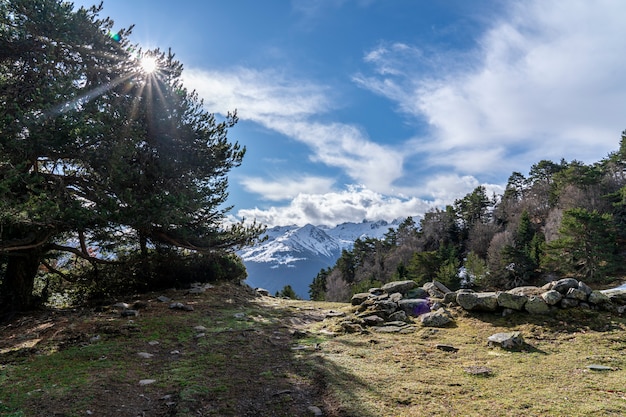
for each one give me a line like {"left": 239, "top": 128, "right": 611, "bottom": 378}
{"left": 586, "top": 364, "right": 615, "bottom": 371}
{"left": 307, "top": 405, "right": 324, "bottom": 416}
{"left": 137, "top": 352, "right": 154, "bottom": 359}
{"left": 156, "top": 295, "right": 171, "bottom": 303}
{"left": 464, "top": 366, "right": 493, "bottom": 376}
{"left": 566, "top": 288, "right": 587, "bottom": 301}
{"left": 369, "top": 288, "right": 384, "bottom": 296}
{"left": 435, "top": 344, "right": 459, "bottom": 352}
{"left": 420, "top": 308, "right": 453, "bottom": 327}
{"left": 381, "top": 280, "right": 417, "bottom": 295}
{"left": 373, "top": 300, "right": 398, "bottom": 316}
{"left": 194, "top": 326, "right": 207, "bottom": 332}
{"left": 443, "top": 291, "right": 459, "bottom": 305}
{"left": 112, "top": 302, "right": 130, "bottom": 310}
{"left": 423, "top": 281, "right": 446, "bottom": 298}
{"left": 388, "top": 310, "right": 407, "bottom": 322}
{"left": 388, "top": 292, "right": 403, "bottom": 303}
{"left": 524, "top": 296, "right": 551, "bottom": 314}
{"left": 406, "top": 287, "right": 429, "bottom": 299}
{"left": 139, "top": 379, "right": 156, "bottom": 386}
{"left": 497, "top": 292, "right": 528, "bottom": 310}
{"left": 351, "top": 292, "right": 371, "bottom": 306}
{"left": 169, "top": 302, "right": 194, "bottom": 311}
{"left": 552, "top": 278, "right": 579, "bottom": 294}
{"left": 487, "top": 331, "right": 524, "bottom": 349}
{"left": 560, "top": 298, "right": 579, "bottom": 309}
{"left": 541, "top": 290, "right": 563, "bottom": 306}
{"left": 89, "top": 335, "right": 101, "bottom": 343}
{"left": 255, "top": 288, "right": 271, "bottom": 296}
{"left": 601, "top": 288, "right": 626, "bottom": 304}
{"left": 397, "top": 299, "right": 430, "bottom": 317}
{"left": 340, "top": 322, "right": 363, "bottom": 333}
{"left": 457, "top": 292, "right": 498, "bottom": 311}
{"left": 588, "top": 290, "right": 611, "bottom": 305}
{"left": 507, "top": 286, "right": 544, "bottom": 297}
{"left": 362, "top": 315, "right": 385, "bottom": 326}
{"left": 121, "top": 309, "right": 139, "bottom": 317}
{"left": 578, "top": 281, "right": 593, "bottom": 296}
{"left": 325, "top": 310, "right": 346, "bottom": 318}
{"left": 133, "top": 301, "right": 148, "bottom": 309}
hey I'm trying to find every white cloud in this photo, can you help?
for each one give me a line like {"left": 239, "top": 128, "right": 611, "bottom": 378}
{"left": 357, "top": 0, "right": 626, "bottom": 172}
{"left": 183, "top": 67, "right": 407, "bottom": 194}
{"left": 236, "top": 186, "right": 436, "bottom": 227}
{"left": 240, "top": 176, "right": 336, "bottom": 201}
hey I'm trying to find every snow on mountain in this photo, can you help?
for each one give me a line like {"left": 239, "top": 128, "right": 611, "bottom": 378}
{"left": 239, "top": 219, "right": 400, "bottom": 298}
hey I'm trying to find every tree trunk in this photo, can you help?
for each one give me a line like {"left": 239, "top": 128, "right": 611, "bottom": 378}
{"left": 1, "top": 249, "right": 41, "bottom": 312}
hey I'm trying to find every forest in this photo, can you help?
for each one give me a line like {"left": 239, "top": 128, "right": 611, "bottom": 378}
{"left": 310, "top": 133, "right": 626, "bottom": 302}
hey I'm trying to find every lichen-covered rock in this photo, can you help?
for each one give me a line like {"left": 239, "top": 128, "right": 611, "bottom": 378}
{"left": 601, "top": 288, "right": 626, "bottom": 304}
{"left": 420, "top": 308, "right": 453, "bottom": 327}
{"left": 457, "top": 292, "right": 498, "bottom": 311}
{"left": 566, "top": 288, "right": 588, "bottom": 301}
{"left": 381, "top": 280, "right": 417, "bottom": 295}
{"left": 588, "top": 290, "right": 611, "bottom": 305}
{"left": 497, "top": 292, "right": 527, "bottom": 310}
{"left": 541, "top": 290, "right": 563, "bottom": 306}
{"left": 406, "top": 287, "right": 429, "bottom": 299}
{"left": 524, "top": 296, "right": 550, "bottom": 314}
{"left": 443, "top": 291, "right": 459, "bottom": 305}
{"left": 362, "top": 315, "right": 385, "bottom": 326}
{"left": 388, "top": 310, "right": 408, "bottom": 322}
{"left": 488, "top": 332, "right": 524, "bottom": 349}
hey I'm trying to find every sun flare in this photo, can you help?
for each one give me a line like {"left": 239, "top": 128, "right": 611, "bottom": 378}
{"left": 140, "top": 56, "right": 158, "bottom": 74}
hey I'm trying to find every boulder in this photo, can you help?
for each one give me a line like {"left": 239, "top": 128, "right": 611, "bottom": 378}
{"left": 397, "top": 299, "right": 430, "bottom": 317}
{"left": 588, "top": 290, "right": 611, "bottom": 305}
{"left": 524, "top": 296, "right": 550, "bottom": 314}
{"left": 388, "top": 310, "right": 408, "bottom": 322}
{"left": 406, "top": 287, "right": 429, "bottom": 299}
{"left": 601, "top": 288, "right": 626, "bottom": 304}
{"left": 362, "top": 315, "right": 385, "bottom": 326}
{"left": 457, "top": 292, "right": 498, "bottom": 311}
{"left": 420, "top": 308, "right": 453, "bottom": 327}
{"left": 578, "top": 281, "right": 593, "bottom": 296}
{"left": 496, "top": 292, "right": 528, "bottom": 310}
{"left": 552, "top": 278, "right": 579, "bottom": 294}
{"left": 423, "top": 281, "right": 448, "bottom": 298}
{"left": 381, "top": 280, "right": 417, "bottom": 295}
{"left": 443, "top": 291, "right": 459, "bottom": 305}
{"left": 507, "top": 286, "right": 544, "bottom": 297}
{"left": 373, "top": 299, "right": 399, "bottom": 316}
{"left": 351, "top": 292, "right": 371, "bottom": 306}
{"left": 541, "top": 290, "right": 563, "bottom": 306}
{"left": 566, "top": 288, "right": 587, "bottom": 301}
{"left": 388, "top": 292, "right": 403, "bottom": 303}
{"left": 487, "top": 332, "right": 524, "bottom": 349}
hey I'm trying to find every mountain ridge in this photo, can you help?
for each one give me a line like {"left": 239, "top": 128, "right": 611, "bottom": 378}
{"left": 239, "top": 219, "right": 400, "bottom": 298}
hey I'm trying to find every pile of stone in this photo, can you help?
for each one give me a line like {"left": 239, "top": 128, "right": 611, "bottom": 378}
{"left": 451, "top": 278, "right": 625, "bottom": 315}
{"left": 341, "top": 278, "right": 626, "bottom": 333}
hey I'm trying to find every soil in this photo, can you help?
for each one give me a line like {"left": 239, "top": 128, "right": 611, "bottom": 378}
{"left": 0, "top": 283, "right": 345, "bottom": 417}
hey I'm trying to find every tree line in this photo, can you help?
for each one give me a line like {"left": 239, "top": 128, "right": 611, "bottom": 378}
{"left": 0, "top": 0, "right": 263, "bottom": 315}
{"left": 310, "top": 132, "right": 626, "bottom": 301}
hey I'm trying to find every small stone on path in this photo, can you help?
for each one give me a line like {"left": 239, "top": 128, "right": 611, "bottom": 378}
{"left": 137, "top": 352, "right": 154, "bottom": 359}
{"left": 435, "top": 344, "right": 459, "bottom": 352}
{"left": 586, "top": 364, "right": 614, "bottom": 371}
{"left": 307, "top": 405, "right": 323, "bottom": 416}
{"left": 464, "top": 366, "right": 492, "bottom": 376}
{"left": 139, "top": 379, "right": 156, "bottom": 386}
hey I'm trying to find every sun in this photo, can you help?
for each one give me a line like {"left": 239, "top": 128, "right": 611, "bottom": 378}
{"left": 140, "top": 55, "right": 158, "bottom": 74}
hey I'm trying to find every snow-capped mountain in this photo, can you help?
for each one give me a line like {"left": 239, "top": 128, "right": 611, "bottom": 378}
{"left": 239, "top": 219, "right": 399, "bottom": 298}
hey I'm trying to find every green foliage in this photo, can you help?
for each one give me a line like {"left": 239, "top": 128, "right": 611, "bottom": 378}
{"left": 542, "top": 208, "right": 618, "bottom": 282}
{"left": 350, "top": 278, "right": 382, "bottom": 295}
{"left": 275, "top": 285, "right": 299, "bottom": 299}
{"left": 463, "top": 251, "right": 489, "bottom": 287}
{"left": 309, "top": 268, "right": 330, "bottom": 301}
{"left": 0, "top": 0, "right": 262, "bottom": 310}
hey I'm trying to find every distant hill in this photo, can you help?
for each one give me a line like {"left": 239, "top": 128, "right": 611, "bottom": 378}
{"left": 239, "top": 220, "right": 399, "bottom": 298}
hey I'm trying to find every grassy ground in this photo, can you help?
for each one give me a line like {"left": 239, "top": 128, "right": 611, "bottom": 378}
{"left": 1, "top": 283, "right": 625, "bottom": 416}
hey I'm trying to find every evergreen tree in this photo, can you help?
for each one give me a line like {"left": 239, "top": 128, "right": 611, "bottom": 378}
{"left": 0, "top": 0, "right": 262, "bottom": 311}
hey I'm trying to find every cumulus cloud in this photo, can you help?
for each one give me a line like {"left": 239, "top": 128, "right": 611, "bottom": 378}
{"left": 240, "top": 176, "right": 336, "bottom": 201}
{"left": 236, "top": 186, "right": 436, "bottom": 227}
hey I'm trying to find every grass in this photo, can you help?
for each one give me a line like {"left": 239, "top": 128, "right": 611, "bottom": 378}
{"left": 1, "top": 283, "right": 625, "bottom": 416}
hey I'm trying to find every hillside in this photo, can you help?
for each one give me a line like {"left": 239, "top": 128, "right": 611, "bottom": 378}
{"left": 1, "top": 282, "right": 626, "bottom": 417}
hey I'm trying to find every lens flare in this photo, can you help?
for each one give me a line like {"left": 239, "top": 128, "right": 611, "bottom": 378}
{"left": 140, "top": 56, "right": 158, "bottom": 74}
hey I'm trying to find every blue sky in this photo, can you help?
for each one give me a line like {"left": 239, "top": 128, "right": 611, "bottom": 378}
{"left": 73, "top": 0, "right": 626, "bottom": 227}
